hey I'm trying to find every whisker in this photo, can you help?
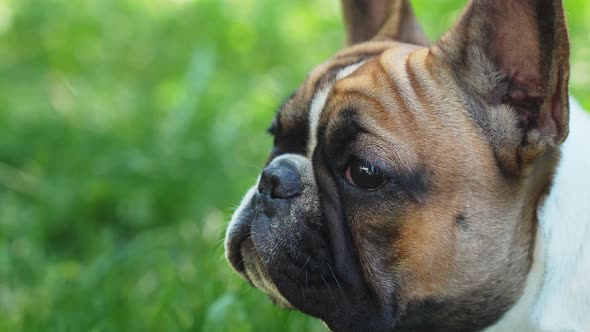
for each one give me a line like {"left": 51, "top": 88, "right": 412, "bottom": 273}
{"left": 245, "top": 163, "right": 264, "bottom": 172}
{"left": 312, "top": 273, "right": 320, "bottom": 299}
{"left": 327, "top": 263, "right": 343, "bottom": 296}
{"left": 215, "top": 236, "right": 228, "bottom": 247}
{"left": 297, "top": 255, "right": 311, "bottom": 274}
{"left": 320, "top": 273, "right": 335, "bottom": 301}
{"left": 464, "top": 210, "right": 486, "bottom": 219}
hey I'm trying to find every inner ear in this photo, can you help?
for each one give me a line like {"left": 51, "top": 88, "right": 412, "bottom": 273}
{"left": 487, "top": 2, "right": 565, "bottom": 137}
{"left": 340, "top": 0, "right": 429, "bottom": 46}
{"left": 433, "top": 0, "right": 570, "bottom": 174}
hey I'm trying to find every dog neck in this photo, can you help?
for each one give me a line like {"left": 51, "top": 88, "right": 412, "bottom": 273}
{"left": 486, "top": 98, "right": 590, "bottom": 332}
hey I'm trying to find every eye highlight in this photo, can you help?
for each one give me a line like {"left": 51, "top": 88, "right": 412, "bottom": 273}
{"left": 345, "top": 159, "right": 388, "bottom": 190}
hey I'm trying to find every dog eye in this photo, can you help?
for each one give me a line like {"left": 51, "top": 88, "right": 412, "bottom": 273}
{"left": 345, "top": 159, "right": 387, "bottom": 190}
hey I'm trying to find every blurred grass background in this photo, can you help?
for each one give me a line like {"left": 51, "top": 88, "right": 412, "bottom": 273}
{"left": 0, "top": 0, "right": 587, "bottom": 331}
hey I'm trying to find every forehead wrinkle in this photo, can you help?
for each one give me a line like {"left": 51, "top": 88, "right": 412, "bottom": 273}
{"left": 334, "top": 55, "right": 406, "bottom": 115}
{"left": 337, "top": 59, "right": 413, "bottom": 133}
{"left": 279, "top": 42, "right": 422, "bottom": 151}
{"left": 317, "top": 85, "right": 385, "bottom": 149}
{"left": 284, "top": 44, "right": 395, "bottom": 138}
{"left": 354, "top": 117, "right": 420, "bottom": 173}
{"left": 368, "top": 50, "right": 437, "bottom": 160}
{"left": 306, "top": 60, "right": 368, "bottom": 157}
{"left": 319, "top": 90, "right": 419, "bottom": 173}
{"left": 377, "top": 49, "right": 418, "bottom": 121}
{"left": 301, "top": 41, "right": 401, "bottom": 105}
{"left": 316, "top": 57, "right": 418, "bottom": 164}
{"left": 404, "top": 49, "right": 433, "bottom": 114}
{"left": 304, "top": 56, "right": 369, "bottom": 96}
{"left": 402, "top": 50, "right": 458, "bottom": 152}
{"left": 296, "top": 43, "right": 419, "bottom": 159}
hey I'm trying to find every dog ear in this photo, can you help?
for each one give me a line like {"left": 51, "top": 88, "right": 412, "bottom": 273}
{"left": 340, "top": 0, "right": 429, "bottom": 46}
{"left": 433, "top": 0, "right": 570, "bottom": 175}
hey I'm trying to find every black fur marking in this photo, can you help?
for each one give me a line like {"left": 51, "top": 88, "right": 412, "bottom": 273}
{"left": 318, "top": 108, "right": 367, "bottom": 158}
{"left": 394, "top": 166, "right": 430, "bottom": 203}
{"left": 455, "top": 212, "right": 468, "bottom": 230}
{"left": 266, "top": 93, "right": 309, "bottom": 163}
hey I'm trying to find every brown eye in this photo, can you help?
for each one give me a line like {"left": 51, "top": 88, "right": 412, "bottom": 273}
{"left": 345, "top": 159, "right": 387, "bottom": 190}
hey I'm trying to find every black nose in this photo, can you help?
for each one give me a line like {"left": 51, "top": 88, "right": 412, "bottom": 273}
{"left": 258, "top": 159, "right": 302, "bottom": 199}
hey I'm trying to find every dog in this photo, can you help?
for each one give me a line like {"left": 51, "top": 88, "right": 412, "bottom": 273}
{"left": 224, "top": 0, "right": 590, "bottom": 331}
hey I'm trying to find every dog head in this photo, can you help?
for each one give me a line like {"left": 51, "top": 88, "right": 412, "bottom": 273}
{"left": 225, "top": 0, "right": 570, "bottom": 330}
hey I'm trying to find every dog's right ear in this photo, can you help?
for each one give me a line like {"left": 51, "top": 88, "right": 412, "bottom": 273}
{"left": 340, "top": 0, "right": 429, "bottom": 46}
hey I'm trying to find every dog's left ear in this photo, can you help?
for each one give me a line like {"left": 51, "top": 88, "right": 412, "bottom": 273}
{"left": 340, "top": 0, "right": 429, "bottom": 45}
{"left": 433, "top": 0, "right": 570, "bottom": 175}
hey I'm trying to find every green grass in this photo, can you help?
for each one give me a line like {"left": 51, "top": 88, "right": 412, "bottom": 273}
{"left": 0, "top": 0, "right": 588, "bottom": 331}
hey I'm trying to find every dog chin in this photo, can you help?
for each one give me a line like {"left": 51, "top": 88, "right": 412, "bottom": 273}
{"left": 234, "top": 236, "right": 291, "bottom": 307}
{"left": 225, "top": 197, "right": 314, "bottom": 311}
{"left": 237, "top": 213, "right": 392, "bottom": 332}
{"left": 240, "top": 213, "right": 328, "bottom": 308}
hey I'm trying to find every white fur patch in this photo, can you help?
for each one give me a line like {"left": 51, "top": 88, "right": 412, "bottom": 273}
{"left": 307, "top": 61, "right": 366, "bottom": 157}
{"left": 486, "top": 98, "right": 590, "bottom": 332}
{"left": 336, "top": 60, "right": 366, "bottom": 80}
{"left": 485, "top": 227, "right": 545, "bottom": 332}
{"left": 531, "top": 98, "right": 590, "bottom": 331}
{"left": 307, "top": 84, "right": 332, "bottom": 157}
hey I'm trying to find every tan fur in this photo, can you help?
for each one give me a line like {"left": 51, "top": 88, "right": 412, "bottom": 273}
{"left": 274, "top": 41, "right": 534, "bottom": 312}
{"left": 276, "top": 0, "right": 568, "bottom": 315}
{"left": 227, "top": 0, "right": 571, "bottom": 329}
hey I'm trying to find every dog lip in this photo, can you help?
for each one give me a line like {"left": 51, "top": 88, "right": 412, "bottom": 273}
{"left": 226, "top": 221, "right": 253, "bottom": 276}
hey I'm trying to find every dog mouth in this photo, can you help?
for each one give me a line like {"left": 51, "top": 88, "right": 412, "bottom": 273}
{"left": 226, "top": 222, "right": 251, "bottom": 277}
{"left": 225, "top": 185, "right": 259, "bottom": 278}
{"left": 226, "top": 205, "right": 296, "bottom": 308}
{"left": 224, "top": 159, "right": 395, "bottom": 331}
{"left": 225, "top": 189, "right": 341, "bottom": 310}
{"left": 241, "top": 236, "right": 296, "bottom": 308}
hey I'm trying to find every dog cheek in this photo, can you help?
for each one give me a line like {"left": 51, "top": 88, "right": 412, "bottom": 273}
{"left": 343, "top": 209, "right": 401, "bottom": 307}
{"left": 395, "top": 211, "right": 458, "bottom": 299}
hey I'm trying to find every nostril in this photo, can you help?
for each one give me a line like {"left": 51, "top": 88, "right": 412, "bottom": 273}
{"left": 258, "top": 170, "right": 270, "bottom": 194}
{"left": 258, "top": 159, "right": 303, "bottom": 199}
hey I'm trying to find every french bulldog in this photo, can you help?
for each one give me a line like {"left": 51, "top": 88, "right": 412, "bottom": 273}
{"left": 224, "top": 0, "right": 590, "bottom": 331}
